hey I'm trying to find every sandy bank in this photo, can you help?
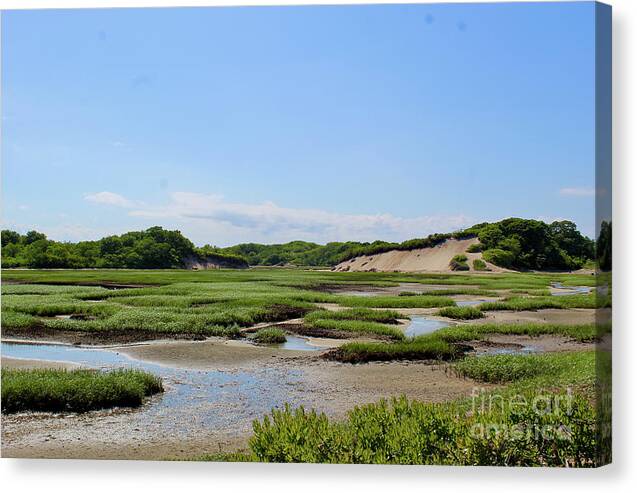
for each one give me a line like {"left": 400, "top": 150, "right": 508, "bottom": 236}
{"left": 333, "top": 238, "right": 505, "bottom": 273}
{"left": 2, "top": 356, "right": 79, "bottom": 370}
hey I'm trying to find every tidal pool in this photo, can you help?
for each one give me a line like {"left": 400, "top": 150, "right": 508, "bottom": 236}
{"left": 404, "top": 316, "right": 449, "bottom": 338}
{"left": 1, "top": 341, "right": 309, "bottom": 435}
{"left": 550, "top": 282, "right": 592, "bottom": 296}
{"left": 455, "top": 300, "right": 485, "bottom": 307}
{"left": 280, "top": 335, "right": 323, "bottom": 351}
{"left": 480, "top": 345, "right": 540, "bottom": 356}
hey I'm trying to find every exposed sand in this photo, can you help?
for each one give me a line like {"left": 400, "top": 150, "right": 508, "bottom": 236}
{"left": 2, "top": 356, "right": 79, "bottom": 370}
{"left": 114, "top": 338, "right": 308, "bottom": 371}
{"left": 471, "top": 334, "right": 598, "bottom": 354}
{"left": 333, "top": 238, "right": 505, "bottom": 273}
{"left": 477, "top": 308, "right": 597, "bottom": 325}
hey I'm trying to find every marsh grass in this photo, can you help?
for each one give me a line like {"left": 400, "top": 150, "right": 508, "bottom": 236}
{"left": 434, "top": 322, "right": 610, "bottom": 343}
{"left": 1, "top": 368, "right": 163, "bottom": 413}
{"left": 1, "top": 270, "right": 606, "bottom": 343}
{"left": 399, "top": 288, "right": 498, "bottom": 297}
{"left": 453, "top": 353, "right": 568, "bottom": 383}
{"left": 304, "top": 308, "right": 401, "bottom": 324}
{"left": 337, "top": 295, "right": 455, "bottom": 309}
{"left": 326, "top": 335, "right": 462, "bottom": 363}
{"left": 253, "top": 327, "right": 287, "bottom": 344}
{"left": 307, "top": 319, "right": 404, "bottom": 339}
{"left": 479, "top": 294, "right": 610, "bottom": 311}
{"left": 437, "top": 306, "right": 485, "bottom": 320}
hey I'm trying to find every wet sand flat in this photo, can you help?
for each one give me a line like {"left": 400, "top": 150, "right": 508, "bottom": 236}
{"left": 479, "top": 308, "right": 597, "bottom": 325}
{"left": 2, "top": 356, "right": 79, "bottom": 370}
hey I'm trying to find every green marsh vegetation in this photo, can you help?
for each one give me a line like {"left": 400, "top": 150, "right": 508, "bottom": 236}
{"left": 327, "top": 321, "right": 610, "bottom": 363}
{"left": 434, "top": 322, "right": 611, "bottom": 343}
{"left": 1, "top": 268, "right": 608, "bottom": 344}
{"left": 212, "top": 350, "right": 610, "bottom": 466}
{"left": 1, "top": 267, "right": 610, "bottom": 465}
{"left": 453, "top": 352, "right": 585, "bottom": 383}
{"left": 1, "top": 368, "right": 163, "bottom": 413}
{"left": 253, "top": 327, "right": 287, "bottom": 344}
{"left": 325, "top": 336, "right": 462, "bottom": 363}
{"left": 301, "top": 308, "right": 405, "bottom": 340}
{"left": 437, "top": 306, "right": 485, "bottom": 320}
{"left": 478, "top": 293, "right": 610, "bottom": 311}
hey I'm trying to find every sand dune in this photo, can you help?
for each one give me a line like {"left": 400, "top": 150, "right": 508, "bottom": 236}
{"left": 333, "top": 237, "right": 504, "bottom": 273}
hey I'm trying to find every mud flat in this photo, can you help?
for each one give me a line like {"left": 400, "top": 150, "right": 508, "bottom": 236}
{"left": 1, "top": 339, "right": 485, "bottom": 460}
{"left": 470, "top": 334, "right": 599, "bottom": 355}
{"left": 1, "top": 356, "right": 79, "bottom": 370}
{"left": 479, "top": 308, "right": 597, "bottom": 325}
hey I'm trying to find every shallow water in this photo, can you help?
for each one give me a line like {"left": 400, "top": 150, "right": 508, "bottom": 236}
{"left": 480, "top": 345, "right": 540, "bottom": 356}
{"left": 455, "top": 300, "right": 485, "bottom": 307}
{"left": 550, "top": 282, "right": 592, "bottom": 296}
{"left": 404, "top": 316, "right": 450, "bottom": 338}
{"left": 280, "top": 335, "right": 323, "bottom": 351}
{"left": 1, "top": 341, "right": 309, "bottom": 435}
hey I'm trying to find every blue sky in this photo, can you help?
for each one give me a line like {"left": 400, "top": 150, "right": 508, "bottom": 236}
{"left": 2, "top": 3, "right": 600, "bottom": 246}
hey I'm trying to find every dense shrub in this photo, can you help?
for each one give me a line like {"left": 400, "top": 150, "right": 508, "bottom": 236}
{"left": 248, "top": 393, "right": 604, "bottom": 466}
{"left": 466, "top": 243, "right": 484, "bottom": 253}
{"left": 449, "top": 254, "right": 470, "bottom": 271}
{"left": 472, "top": 259, "right": 488, "bottom": 271}
{"left": 1, "top": 227, "right": 248, "bottom": 270}
{"left": 464, "top": 219, "right": 593, "bottom": 271}
{"left": 482, "top": 248, "right": 515, "bottom": 268}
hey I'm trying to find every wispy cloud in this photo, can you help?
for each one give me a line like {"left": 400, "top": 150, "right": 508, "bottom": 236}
{"left": 84, "top": 191, "right": 137, "bottom": 208}
{"left": 559, "top": 187, "right": 598, "bottom": 197}
{"left": 86, "top": 191, "right": 473, "bottom": 245}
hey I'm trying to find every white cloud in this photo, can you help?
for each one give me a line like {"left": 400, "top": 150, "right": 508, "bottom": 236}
{"left": 124, "top": 191, "right": 473, "bottom": 245}
{"left": 559, "top": 187, "right": 598, "bottom": 197}
{"left": 84, "top": 191, "right": 136, "bottom": 208}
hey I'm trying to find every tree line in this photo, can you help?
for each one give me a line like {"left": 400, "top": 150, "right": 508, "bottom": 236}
{"left": 1, "top": 218, "right": 608, "bottom": 271}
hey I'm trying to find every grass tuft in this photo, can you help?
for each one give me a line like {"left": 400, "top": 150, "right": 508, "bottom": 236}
{"left": 253, "top": 327, "right": 287, "bottom": 344}
{"left": 437, "top": 306, "right": 485, "bottom": 320}
{"left": 1, "top": 368, "right": 163, "bottom": 413}
{"left": 325, "top": 335, "right": 463, "bottom": 363}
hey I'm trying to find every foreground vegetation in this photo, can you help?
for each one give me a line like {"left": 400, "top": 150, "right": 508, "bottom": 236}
{"left": 205, "top": 350, "right": 611, "bottom": 466}
{"left": 1, "top": 368, "right": 163, "bottom": 413}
